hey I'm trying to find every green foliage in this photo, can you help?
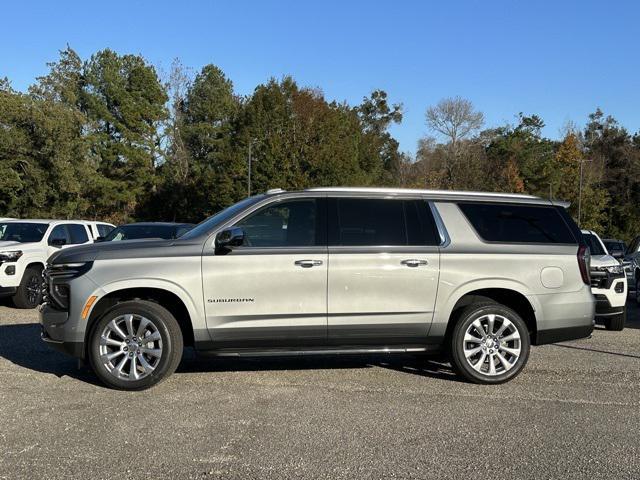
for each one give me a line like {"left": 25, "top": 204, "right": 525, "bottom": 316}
{"left": 2, "top": 48, "right": 640, "bottom": 243}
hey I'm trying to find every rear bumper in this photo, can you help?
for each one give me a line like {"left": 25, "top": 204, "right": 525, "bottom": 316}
{"left": 535, "top": 324, "right": 594, "bottom": 345}
{"left": 530, "top": 286, "right": 595, "bottom": 345}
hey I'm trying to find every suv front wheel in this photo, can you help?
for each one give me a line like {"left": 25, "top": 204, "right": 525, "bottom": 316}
{"left": 450, "top": 301, "right": 531, "bottom": 384}
{"left": 88, "top": 300, "right": 183, "bottom": 390}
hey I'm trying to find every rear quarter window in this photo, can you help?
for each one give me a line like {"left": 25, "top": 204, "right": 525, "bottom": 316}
{"left": 458, "top": 203, "right": 576, "bottom": 244}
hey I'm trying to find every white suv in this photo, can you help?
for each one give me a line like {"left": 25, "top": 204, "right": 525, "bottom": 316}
{"left": 0, "top": 219, "right": 95, "bottom": 308}
{"left": 581, "top": 229, "right": 627, "bottom": 330}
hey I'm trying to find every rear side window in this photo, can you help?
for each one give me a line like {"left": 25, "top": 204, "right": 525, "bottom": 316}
{"left": 67, "top": 224, "right": 89, "bottom": 244}
{"left": 329, "top": 198, "right": 440, "bottom": 246}
{"left": 459, "top": 203, "right": 576, "bottom": 244}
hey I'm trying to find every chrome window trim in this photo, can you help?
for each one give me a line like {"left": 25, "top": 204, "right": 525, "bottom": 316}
{"left": 428, "top": 201, "right": 451, "bottom": 248}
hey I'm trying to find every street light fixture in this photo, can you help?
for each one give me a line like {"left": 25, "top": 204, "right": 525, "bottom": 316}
{"left": 247, "top": 139, "right": 257, "bottom": 197}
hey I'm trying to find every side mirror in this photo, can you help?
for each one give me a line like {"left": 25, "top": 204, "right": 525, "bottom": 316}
{"left": 611, "top": 250, "right": 624, "bottom": 259}
{"left": 215, "top": 227, "right": 244, "bottom": 251}
{"left": 95, "top": 236, "right": 105, "bottom": 242}
{"left": 50, "top": 238, "right": 67, "bottom": 247}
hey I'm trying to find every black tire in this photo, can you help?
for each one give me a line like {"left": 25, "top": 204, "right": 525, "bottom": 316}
{"left": 12, "top": 266, "right": 43, "bottom": 309}
{"left": 449, "top": 301, "right": 531, "bottom": 384}
{"left": 603, "top": 308, "right": 626, "bottom": 331}
{"left": 635, "top": 277, "right": 640, "bottom": 305}
{"left": 88, "top": 300, "right": 183, "bottom": 390}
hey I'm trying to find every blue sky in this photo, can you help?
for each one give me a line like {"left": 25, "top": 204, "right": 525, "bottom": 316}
{"left": 1, "top": 0, "right": 638, "bottom": 154}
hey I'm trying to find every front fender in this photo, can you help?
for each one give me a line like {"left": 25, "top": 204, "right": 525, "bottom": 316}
{"left": 81, "top": 276, "right": 209, "bottom": 343}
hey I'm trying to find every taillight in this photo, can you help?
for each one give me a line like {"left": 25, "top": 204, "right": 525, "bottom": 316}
{"left": 577, "top": 244, "right": 591, "bottom": 285}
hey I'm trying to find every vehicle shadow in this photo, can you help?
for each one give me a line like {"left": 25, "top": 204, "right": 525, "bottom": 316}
{"left": 179, "top": 351, "right": 462, "bottom": 382}
{"left": 0, "top": 322, "right": 461, "bottom": 385}
{"left": 0, "top": 322, "right": 103, "bottom": 386}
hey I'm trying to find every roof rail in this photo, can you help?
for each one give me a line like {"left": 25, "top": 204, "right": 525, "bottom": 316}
{"left": 265, "top": 188, "right": 286, "bottom": 194}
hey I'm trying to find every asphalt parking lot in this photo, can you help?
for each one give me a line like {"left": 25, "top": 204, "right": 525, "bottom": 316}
{"left": 1, "top": 301, "right": 639, "bottom": 480}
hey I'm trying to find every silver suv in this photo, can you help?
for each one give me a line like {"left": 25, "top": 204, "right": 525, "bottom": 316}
{"left": 40, "top": 188, "right": 595, "bottom": 390}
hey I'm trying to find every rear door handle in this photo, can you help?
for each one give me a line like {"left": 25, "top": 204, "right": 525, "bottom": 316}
{"left": 401, "top": 259, "right": 428, "bottom": 267}
{"left": 295, "top": 259, "right": 323, "bottom": 268}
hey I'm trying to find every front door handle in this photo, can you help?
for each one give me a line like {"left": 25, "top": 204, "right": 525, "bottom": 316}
{"left": 401, "top": 259, "right": 428, "bottom": 267}
{"left": 295, "top": 259, "right": 323, "bottom": 268}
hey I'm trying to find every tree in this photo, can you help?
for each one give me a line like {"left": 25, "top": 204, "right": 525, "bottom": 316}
{"left": 80, "top": 49, "right": 168, "bottom": 221}
{"left": 0, "top": 87, "right": 93, "bottom": 218}
{"left": 555, "top": 133, "right": 607, "bottom": 230}
{"left": 30, "top": 46, "right": 83, "bottom": 106}
{"left": 177, "top": 64, "right": 242, "bottom": 220}
{"left": 425, "top": 96, "right": 484, "bottom": 185}
{"left": 583, "top": 109, "right": 640, "bottom": 238}
{"left": 355, "top": 90, "right": 403, "bottom": 184}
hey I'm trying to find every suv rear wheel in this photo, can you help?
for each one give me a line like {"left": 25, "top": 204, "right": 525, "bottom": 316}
{"left": 88, "top": 300, "right": 183, "bottom": 390}
{"left": 450, "top": 301, "right": 531, "bottom": 384}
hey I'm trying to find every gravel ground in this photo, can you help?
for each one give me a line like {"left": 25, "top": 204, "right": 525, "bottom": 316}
{"left": 1, "top": 298, "right": 639, "bottom": 479}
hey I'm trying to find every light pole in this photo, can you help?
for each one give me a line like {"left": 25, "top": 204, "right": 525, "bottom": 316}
{"left": 247, "top": 139, "right": 257, "bottom": 197}
{"left": 577, "top": 158, "right": 591, "bottom": 227}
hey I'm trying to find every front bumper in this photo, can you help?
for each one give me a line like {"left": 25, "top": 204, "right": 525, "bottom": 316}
{"left": 39, "top": 303, "right": 85, "bottom": 359}
{"left": 0, "top": 286, "right": 17, "bottom": 297}
{"left": 0, "top": 264, "right": 21, "bottom": 292}
{"left": 590, "top": 270, "right": 627, "bottom": 311}
{"left": 593, "top": 294, "right": 625, "bottom": 317}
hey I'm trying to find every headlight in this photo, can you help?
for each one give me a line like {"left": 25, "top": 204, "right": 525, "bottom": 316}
{"left": 604, "top": 265, "right": 624, "bottom": 275}
{"left": 0, "top": 250, "right": 23, "bottom": 262}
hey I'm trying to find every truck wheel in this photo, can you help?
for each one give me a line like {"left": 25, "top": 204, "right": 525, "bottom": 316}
{"left": 88, "top": 300, "right": 183, "bottom": 391}
{"left": 449, "top": 301, "right": 530, "bottom": 384}
{"left": 12, "top": 266, "right": 43, "bottom": 309}
{"left": 604, "top": 309, "right": 626, "bottom": 331}
{"left": 635, "top": 278, "right": 640, "bottom": 305}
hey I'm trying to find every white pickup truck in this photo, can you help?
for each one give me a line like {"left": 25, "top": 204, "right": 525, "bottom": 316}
{"left": 581, "top": 229, "right": 627, "bottom": 330}
{"left": 0, "top": 219, "right": 111, "bottom": 308}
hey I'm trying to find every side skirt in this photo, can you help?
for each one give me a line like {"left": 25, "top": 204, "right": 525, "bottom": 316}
{"left": 194, "top": 344, "right": 442, "bottom": 357}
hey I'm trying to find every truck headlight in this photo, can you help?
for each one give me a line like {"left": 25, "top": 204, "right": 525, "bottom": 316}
{"left": 0, "top": 250, "right": 23, "bottom": 262}
{"left": 605, "top": 264, "right": 624, "bottom": 275}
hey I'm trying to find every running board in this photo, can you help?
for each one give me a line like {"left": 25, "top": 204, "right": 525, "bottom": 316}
{"left": 197, "top": 345, "right": 439, "bottom": 357}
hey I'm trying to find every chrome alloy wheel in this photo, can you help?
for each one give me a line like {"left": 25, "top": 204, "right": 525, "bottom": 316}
{"left": 99, "top": 314, "right": 163, "bottom": 381}
{"left": 462, "top": 314, "right": 521, "bottom": 376}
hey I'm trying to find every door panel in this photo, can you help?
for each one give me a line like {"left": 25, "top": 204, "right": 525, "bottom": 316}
{"left": 202, "top": 251, "right": 328, "bottom": 346}
{"left": 202, "top": 196, "right": 328, "bottom": 347}
{"left": 326, "top": 197, "right": 442, "bottom": 345}
{"left": 328, "top": 250, "right": 439, "bottom": 344}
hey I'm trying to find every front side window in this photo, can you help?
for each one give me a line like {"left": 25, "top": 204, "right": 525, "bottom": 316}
{"left": 0, "top": 222, "right": 48, "bottom": 243}
{"left": 458, "top": 203, "right": 576, "bottom": 244}
{"left": 234, "top": 199, "right": 319, "bottom": 247}
{"left": 329, "top": 198, "right": 440, "bottom": 246}
{"left": 97, "top": 224, "right": 115, "bottom": 237}
{"left": 48, "top": 225, "right": 70, "bottom": 245}
{"left": 67, "top": 224, "right": 89, "bottom": 244}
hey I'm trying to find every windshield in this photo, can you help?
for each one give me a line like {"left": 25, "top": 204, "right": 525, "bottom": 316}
{"left": 583, "top": 233, "right": 606, "bottom": 256}
{"left": 0, "top": 222, "right": 48, "bottom": 243}
{"left": 603, "top": 240, "right": 625, "bottom": 253}
{"left": 104, "top": 225, "right": 181, "bottom": 241}
{"left": 179, "top": 196, "right": 265, "bottom": 240}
